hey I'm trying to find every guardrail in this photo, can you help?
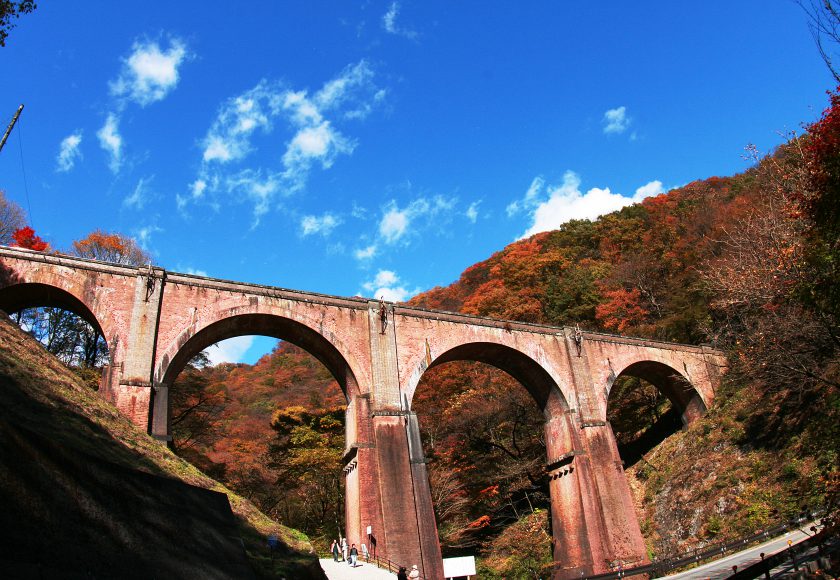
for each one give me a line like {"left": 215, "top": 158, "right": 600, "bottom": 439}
{"left": 566, "top": 512, "right": 824, "bottom": 579}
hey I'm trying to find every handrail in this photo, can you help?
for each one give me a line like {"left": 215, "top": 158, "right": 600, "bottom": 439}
{"left": 362, "top": 554, "right": 428, "bottom": 579}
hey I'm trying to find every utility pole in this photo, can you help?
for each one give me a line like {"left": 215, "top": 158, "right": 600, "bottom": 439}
{"left": 0, "top": 104, "right": 24, "bottom": 154}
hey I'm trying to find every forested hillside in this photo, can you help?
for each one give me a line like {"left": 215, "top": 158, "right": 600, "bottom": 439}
{"left": 164, "top": 88, "right": 839, "bottom": 577}
{"left": 3, "top": 88, "right": 838, "bottom": 578}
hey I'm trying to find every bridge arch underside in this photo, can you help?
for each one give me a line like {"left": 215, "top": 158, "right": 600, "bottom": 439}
{"left": 423, "top": 341, "right": 569, "bottom": 418}
{"left": 0, "top": 282, "right": 106, "bottom": 339}
{"left": 157, "top": 313, "right": 359, "bottom": 400}
{"left": 611, "top": 360, "right": 706, "bottom": 427}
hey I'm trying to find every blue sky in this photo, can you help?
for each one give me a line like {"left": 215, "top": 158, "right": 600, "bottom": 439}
{"left": 0, "top": 2, "right": 834, "bottom": 364}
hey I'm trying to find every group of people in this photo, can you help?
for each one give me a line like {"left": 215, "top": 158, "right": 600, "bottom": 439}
{"left": 329, "top": 537, "right": 366, "bottom": 567}
{"left": 329, "top": 537, "right": 419, "bottom": 577}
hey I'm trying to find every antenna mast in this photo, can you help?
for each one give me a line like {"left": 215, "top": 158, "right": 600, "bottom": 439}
{"left": 0, "top": 104, "right": 24, "bottom": 154}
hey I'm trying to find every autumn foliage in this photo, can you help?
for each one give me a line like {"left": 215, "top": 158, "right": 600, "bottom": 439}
{"left": 164, "top": 88, "right": 840, "bottom": 566}
{"left": 12, "top": 226, "right": 48, "bottom": 251}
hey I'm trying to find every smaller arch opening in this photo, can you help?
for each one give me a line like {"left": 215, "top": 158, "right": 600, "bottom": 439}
{"left": 607, "top": 360, "right": 705, "bottom": 468}
{"left": 0, "top": 283, "right": 110, "bottom": 389}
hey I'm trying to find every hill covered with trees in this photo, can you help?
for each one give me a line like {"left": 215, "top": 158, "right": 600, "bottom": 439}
{"left": 2, "top": 84, "right": 838, "bottom": 579}
{"left": 156, "top": 89, "right": 839, "bottom": 576}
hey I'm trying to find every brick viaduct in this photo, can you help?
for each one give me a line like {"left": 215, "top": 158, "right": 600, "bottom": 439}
{"left": 0, "top": 245, "right": 725, "bottom": 579}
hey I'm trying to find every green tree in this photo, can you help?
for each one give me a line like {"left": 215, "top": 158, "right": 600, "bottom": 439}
{"left": 0, "top": 0, "right": 35, "bottom": 47}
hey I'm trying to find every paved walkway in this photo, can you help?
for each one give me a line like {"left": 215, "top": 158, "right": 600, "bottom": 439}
{"left": 320, "top": 558, "right": 397, "bottom": 579}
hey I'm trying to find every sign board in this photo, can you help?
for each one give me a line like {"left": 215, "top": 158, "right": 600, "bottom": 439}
{"left": 442, "top": 556, "right": 476, "bottom": 578}
{"left": 366, "top": 526, "right": 372, "bottom": 535}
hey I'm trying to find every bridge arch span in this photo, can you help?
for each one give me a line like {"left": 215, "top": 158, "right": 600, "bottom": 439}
{"left": 599, "top": 346, "right": 715, "bottom": 426}
{"left": 155, "top": 311, "right": 362, "bottom": 399}
{"left": 407, "top": 340, "right": 570, "bottom": 418}
{"left": 0, "top": 281, "right": 107, "bottom": 338}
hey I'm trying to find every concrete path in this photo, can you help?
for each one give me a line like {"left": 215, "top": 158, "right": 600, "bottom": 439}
{"left": 661, "top": 523, "right": 820, "bottom": 579}
{"left": 320, "top": 558, "right": 397, "bottom": 579}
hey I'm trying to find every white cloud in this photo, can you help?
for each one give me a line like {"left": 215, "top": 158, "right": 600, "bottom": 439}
{"left": 466, "top": 201, "right": 480, "bottom": 223}
{"left": 380, "top": 204, "right": 410, "bottom": 243}
{"left": 111, "top": 37, "right": 189, "bottom": 106}
{"left": 512, "top": 171, "right": 664, "bottom": 239}
{"left": 188, "top": 61, "right": 382, "bottom": 219}
{"left": 354, "top": 244, "right": 377, "bottom": 260}
{"left": 378, "top": 196, "right": 454, "bottom": 244}
{"left": 181, "top": 267, "right": 209, "bottom": 277}
{"left": 301, "top": 213, "right": 341, "bottom": 236}
{"left": 201, "top": 80, "right": 282, "bottom": 164}
{"left": 603, "top": 106, "right": 631, "bottom": 134}
{"left": 507, "top": 176, "right": 544, "bottom": 216}
{"left": 382, "top": 2, "right": 418, "bottom": 39}
{"left": 97, "top": 113, "right": 122, "bottom": 173}
{"left": 134, "top": 224, "right": 162, "bottom": 251}
{"left": 361, "top": 269, "right": 420, "bottom": 302}
{"left": 206, "top": 336, "right": 255, "bottom": 366}
{"left": 56, "top": 132, "right": 83, "bottom": 172}
{"left": 124, "top": 176, "right": 153, "bottom": 209}
{"left": 634, "top": 180, "right": 664, "bottom": 198}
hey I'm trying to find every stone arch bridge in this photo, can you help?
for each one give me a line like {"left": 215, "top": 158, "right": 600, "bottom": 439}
{"left": 0, "top": 246, "right": 725, "bottom": 579}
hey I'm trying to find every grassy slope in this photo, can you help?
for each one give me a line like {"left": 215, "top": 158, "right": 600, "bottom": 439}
{"left": 0, "top": 312, "right": 325, "bottom": 579}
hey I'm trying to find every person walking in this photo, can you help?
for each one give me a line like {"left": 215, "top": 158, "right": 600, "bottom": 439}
{"left": 397, "top": 566, "right": 408, "bottom": 580}
{"left": 341, "top": 537, "right": 348, "bottom": 562}
{"left": 409, "top": 564, "right": 420, "bottom": 578}
{"left": 330, "top": 539, "right": 339, "bottom": 562}
{"left": 349, "top": 543, "right": 358, "bottom": 567}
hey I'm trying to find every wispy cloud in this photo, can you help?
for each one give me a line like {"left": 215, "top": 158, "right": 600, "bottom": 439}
{"left": 383, "top": 2, "right": 418, "bottom": 39}
{"left": 134, "top": 223, "right": 162, "bottom": 251}
{"left": 354, "top": 244, "right": 377, "bottom": 260}
{"left": 56, "top": 132, "right": 83, "bottom": 172}
{"left": 97, "top": 113, "right": 122, "bottom": 173}
{"left": 509, "top": 171, "right": 664, "bottom": 239}
{"left": 465, "top": 201, "right": 481, "bottom": 223}
{"left": 602, "top": 106, "right": 631, "bottom": 134}
{"left": 124, "top": 176, "right": 154, "bottom": 209}
{"left": 185, "top": 60, "right": 383, "bottom": 222}
{"left": 378, "top": 196, "right": 455, "bottom": 244}
{"left": 111, "top": 37, "right": 190, "bottom": 107}
{"left": 99, "top": 35, "right": 190, "bottom": 174}
{"left": 361, "top": 269, "right": 421, "bottom": 302}
{"left": 301, "top": 213, "right": 341, "bottom": 236}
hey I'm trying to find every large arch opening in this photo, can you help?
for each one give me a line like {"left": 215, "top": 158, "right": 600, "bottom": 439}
{"left": 0, "top": 282, "right": 110, "bottom": 388}
{"left": 410, "top": 342, "right": 567, "bottom": 578}
{"left": 157, "top": 313, "right": 356, "bottom": 551}
{"left": 607, "top": 360, "right": 705, "bottom": 468}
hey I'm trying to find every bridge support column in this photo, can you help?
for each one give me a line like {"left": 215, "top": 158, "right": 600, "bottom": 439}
{"left": 107, "top": 267, "right": 165, "bottom": 435}
{"left": 578, "top": 422, "right": 648, "bottom": 569}
{"left": 361, "top": 301, "right": 443, "bottom": 579}
{"left": 545, "top": 412, "right": 606, "bottom": 579}
{"left": 557, "top": 328, "right": 648, "bottom": 576}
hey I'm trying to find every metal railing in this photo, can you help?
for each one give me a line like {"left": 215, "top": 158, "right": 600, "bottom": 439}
{"left": 361, "top": 554, "right": 427, "bottom": 578}
{"left": 566, "top": 512, "right": 824, "bottom": 579}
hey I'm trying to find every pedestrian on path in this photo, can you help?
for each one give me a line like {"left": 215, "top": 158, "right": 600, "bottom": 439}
{"left": 409, "top": 564, "right": 420, "bottom": 578}
{"left": 341, "top": 537, "right": 348, "bottom": 562}
{"left": 397, "top": 566, "right": 408, "bottom": 580}
{"left": 331, "top": 539, "right": 339, "bottom": 562}
{"left": 349, "top": 543, "right": 358, "bottom": 567}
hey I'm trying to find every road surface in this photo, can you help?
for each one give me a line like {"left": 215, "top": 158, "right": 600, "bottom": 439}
{"left": 662, "top": 524, "right": 820, "bottom": 579}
